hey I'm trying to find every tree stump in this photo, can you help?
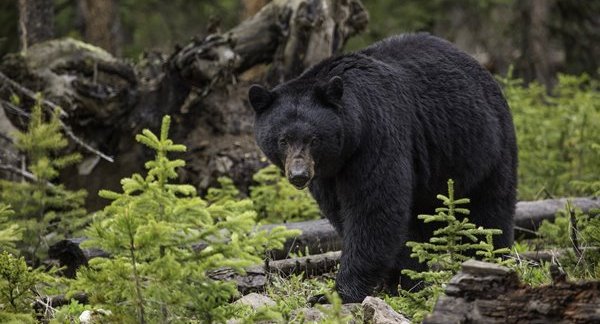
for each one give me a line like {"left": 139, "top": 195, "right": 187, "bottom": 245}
{"left": 425, "top": 260, "right": 600, "bottom": 324}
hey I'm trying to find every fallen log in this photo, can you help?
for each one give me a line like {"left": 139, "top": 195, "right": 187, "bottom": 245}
{"left": 424, "top": 260, "right": 600, "bottom": 323}
{"left": 266, "top": 251, "right": 341, "bottom": 277}
{"left": 47, "top": 197, "right": 599, "bottom": 276}
{"left": 272, "top": 197, "right": 600, "bottom": 258}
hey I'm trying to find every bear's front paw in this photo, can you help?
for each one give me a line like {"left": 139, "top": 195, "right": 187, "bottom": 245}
{"left": 308, "top": 293, "right": 329, "bottom": 306}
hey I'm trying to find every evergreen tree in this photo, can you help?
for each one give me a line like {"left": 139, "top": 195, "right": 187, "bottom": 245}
{"left": 250, "top": 164, "right": 320, "bottom": 223}
{"left": 0, "top": 96, "right": 87, "bottom": 264}
{"left": 0, "top": 204, "right": 21, "bottom": 253}
{"left": 389, "top": 179, "right": 510, "bottom": 322}
{"left": 74, "top": 116, "right": 297, "bottom": 323}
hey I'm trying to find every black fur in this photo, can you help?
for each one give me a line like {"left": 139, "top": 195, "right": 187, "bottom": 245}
{"left": 250, "top": 33, "right": 518, "bottom": 303}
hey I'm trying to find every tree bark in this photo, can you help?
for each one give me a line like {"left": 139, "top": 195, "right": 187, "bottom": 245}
{"left": 528, "top": 0, "right": 553, "bottom": 89}
{"left": 425, "top": 260, "right": 600, "bottom": 323}
{"left": 79, "top": 0, "right": 122, "bottom": 55}
{"left": 241, "top": 0, "right": 271, "bottom": 19}
{"left": 18, "top": 0, "right": 54, "bottom": 51}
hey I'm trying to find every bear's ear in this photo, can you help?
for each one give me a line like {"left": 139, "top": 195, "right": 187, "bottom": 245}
{"left": 325, "top": 76, "right": 344, "bottom": 101}
{"left": 317, "top": 76, "right": 344, "bottom": 106}
{"left": 248, "top": 84, "right": 274, "bottom": 113}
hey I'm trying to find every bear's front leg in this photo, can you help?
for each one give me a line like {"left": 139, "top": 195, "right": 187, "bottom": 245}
{"left": 309, "top": 179, "right": 344, "bottom": 236}
{"left": 334, "top": 191, "right": 412, "bottom": 303}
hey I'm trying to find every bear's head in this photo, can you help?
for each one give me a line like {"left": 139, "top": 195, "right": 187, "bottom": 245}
{"left": 249, "top": 76, "right": 345, "bottom": 189}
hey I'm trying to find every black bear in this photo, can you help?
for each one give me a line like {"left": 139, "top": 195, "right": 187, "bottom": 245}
{"left": 248, "top": 33, "right": 517, "bottom": 303}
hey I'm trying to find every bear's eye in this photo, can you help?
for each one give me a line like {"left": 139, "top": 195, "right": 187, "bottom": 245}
{"left": 278, "top": 138, "right": 288, "bottom": 147}
{"left": 311, "top": 137, "right": 319, "bottom": 146}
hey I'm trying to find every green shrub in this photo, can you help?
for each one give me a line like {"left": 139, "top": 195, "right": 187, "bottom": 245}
{"left": 0, "top": 96, "right": 87, "bottom": 263}
{"left": 0, "top": 251, "right": 61, "bottom": 322}
{"left": 500, "top": 72, "right": 600, "bottom": 199}
{"left": 0, "top": 204, "right": 21, "bottom": 253}
{"left": 0, "top": 251, "right": 38, "bottom": 314}
{"left": 538, "top": 200, "right": 600, "bottom": 279}
{"left": 250, "top": 164, "right": 320, "bottom": 223}
{"left": 72, "top": 116, "right": 298, "bottom": 323}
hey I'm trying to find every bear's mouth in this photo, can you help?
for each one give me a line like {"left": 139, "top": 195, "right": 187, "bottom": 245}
{"left": 289, "top": 177, "right": 312, "bottom": 190}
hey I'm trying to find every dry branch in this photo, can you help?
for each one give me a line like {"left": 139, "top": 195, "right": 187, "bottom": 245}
{"left": 0, "top": 163, "right": 38, "bottom": 183}
{"left": 0, "top": 71, "right": 114, "bottom": 162}
{"left": 266, "top": 251, "right": 341, "bottom": 277}
{"left": 0, "top": 70, "right": 67, "bottom": 117}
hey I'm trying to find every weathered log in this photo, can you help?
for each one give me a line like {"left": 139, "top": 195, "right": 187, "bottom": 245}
{"left": 265, "top": 218, "right": 342, "bottom": 259}
{"left": 273, "top": 197, "right": 600, "bottom": 258}
{"left": 424, "top": 260, "right": 600, "bottom": 323}
{"left": 0, "top": 0, "right": 368, "bottom": 210}
{"left": 514, "top": 196, "right": 600, "bottom": 234}
{"left": 266, "top": 250, "right": 341, "bottom": 277}
{"left": 46, "top": 197, "right": 600, "bottom": 276}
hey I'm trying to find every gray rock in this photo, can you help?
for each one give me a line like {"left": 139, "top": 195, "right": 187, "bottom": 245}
{"left": 295, "top": 307, "right": 326, "bottom": 322}
{"left": 234, "top": 293, "right": 276, "bottom": 310}
{"left": 460, "top": 259, "right": 513, "bottom": 276}
{"left": 294, "top": 303, "right": 361, "bottom": 322}
{"left": 362, "top": 296, "right": 411, "bottom": 324}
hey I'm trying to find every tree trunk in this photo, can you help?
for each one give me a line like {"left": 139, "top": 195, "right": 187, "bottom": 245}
{"left": 18, "top": 0, "right": 54, "bottom": 51}
{"left": 79, "top": 0, "right": 122, "bottom": 55}
{"left": 519, "top": 0, "right": 555, "bottom": 88}
{"left": 241, "top": 0, "right": 271, "bottom": 19}
{"left": 528, "top": 0, "right": 553, "bottom": 89}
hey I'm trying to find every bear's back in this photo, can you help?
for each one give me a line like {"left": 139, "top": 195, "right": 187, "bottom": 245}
{"left": 358, "top": 33, "right": 485, "bottom": 77}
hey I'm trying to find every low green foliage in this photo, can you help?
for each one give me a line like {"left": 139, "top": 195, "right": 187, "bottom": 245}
{"left": 0, "top": 251, "right": 62, "bottom": 322}
{"left": 208, "top": 165, "right": 321, "bottom": 224}
{"left": 388, "top": 180, "right": 510, "bottom": 322}
{"left": 500, "top": 72, "right": 600, "bottom": 199}
{"left": 250, "top": 164, "right": 320, "bottom": 223}
{"left": 205, "top": 176, "right": 241, "bottom": 205}
{"left": 0, "top": 96, "right": 87, "bottom": 263}
{"left": 72, "top": 116, "right": 299, "bottom": 323}
{"left": 50, "top": 299, "right": 91, "bottom": 324}
{"left": 538, "top": 200, "right": 600, "bottom": 279}
{"left": 315, "top": 291, "right": 359, "bottom": 324}
{"left": 0, "top": 251, "right": 38, "bottom": 314}
{"left": 265, "top": 274, "right": 332, "bottom": 321}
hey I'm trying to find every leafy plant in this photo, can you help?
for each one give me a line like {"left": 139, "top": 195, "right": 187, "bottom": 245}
{"left": 250, "top": 164, "right": 320, "bottom": 223}
{"left": 0, "top": 96, "right": 87, "bottom": 263}
{"left": 73, "top": 116, "right": 298, "bottom": 323}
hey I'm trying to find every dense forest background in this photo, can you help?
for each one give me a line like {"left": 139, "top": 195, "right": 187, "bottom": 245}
{"left": 1, "top": 0, "right": 598, "bottom": 87}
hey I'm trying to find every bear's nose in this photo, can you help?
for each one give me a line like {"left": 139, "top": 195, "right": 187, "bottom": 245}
{"left": 288, "top": 167, "right": 310, "bottom": 189}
